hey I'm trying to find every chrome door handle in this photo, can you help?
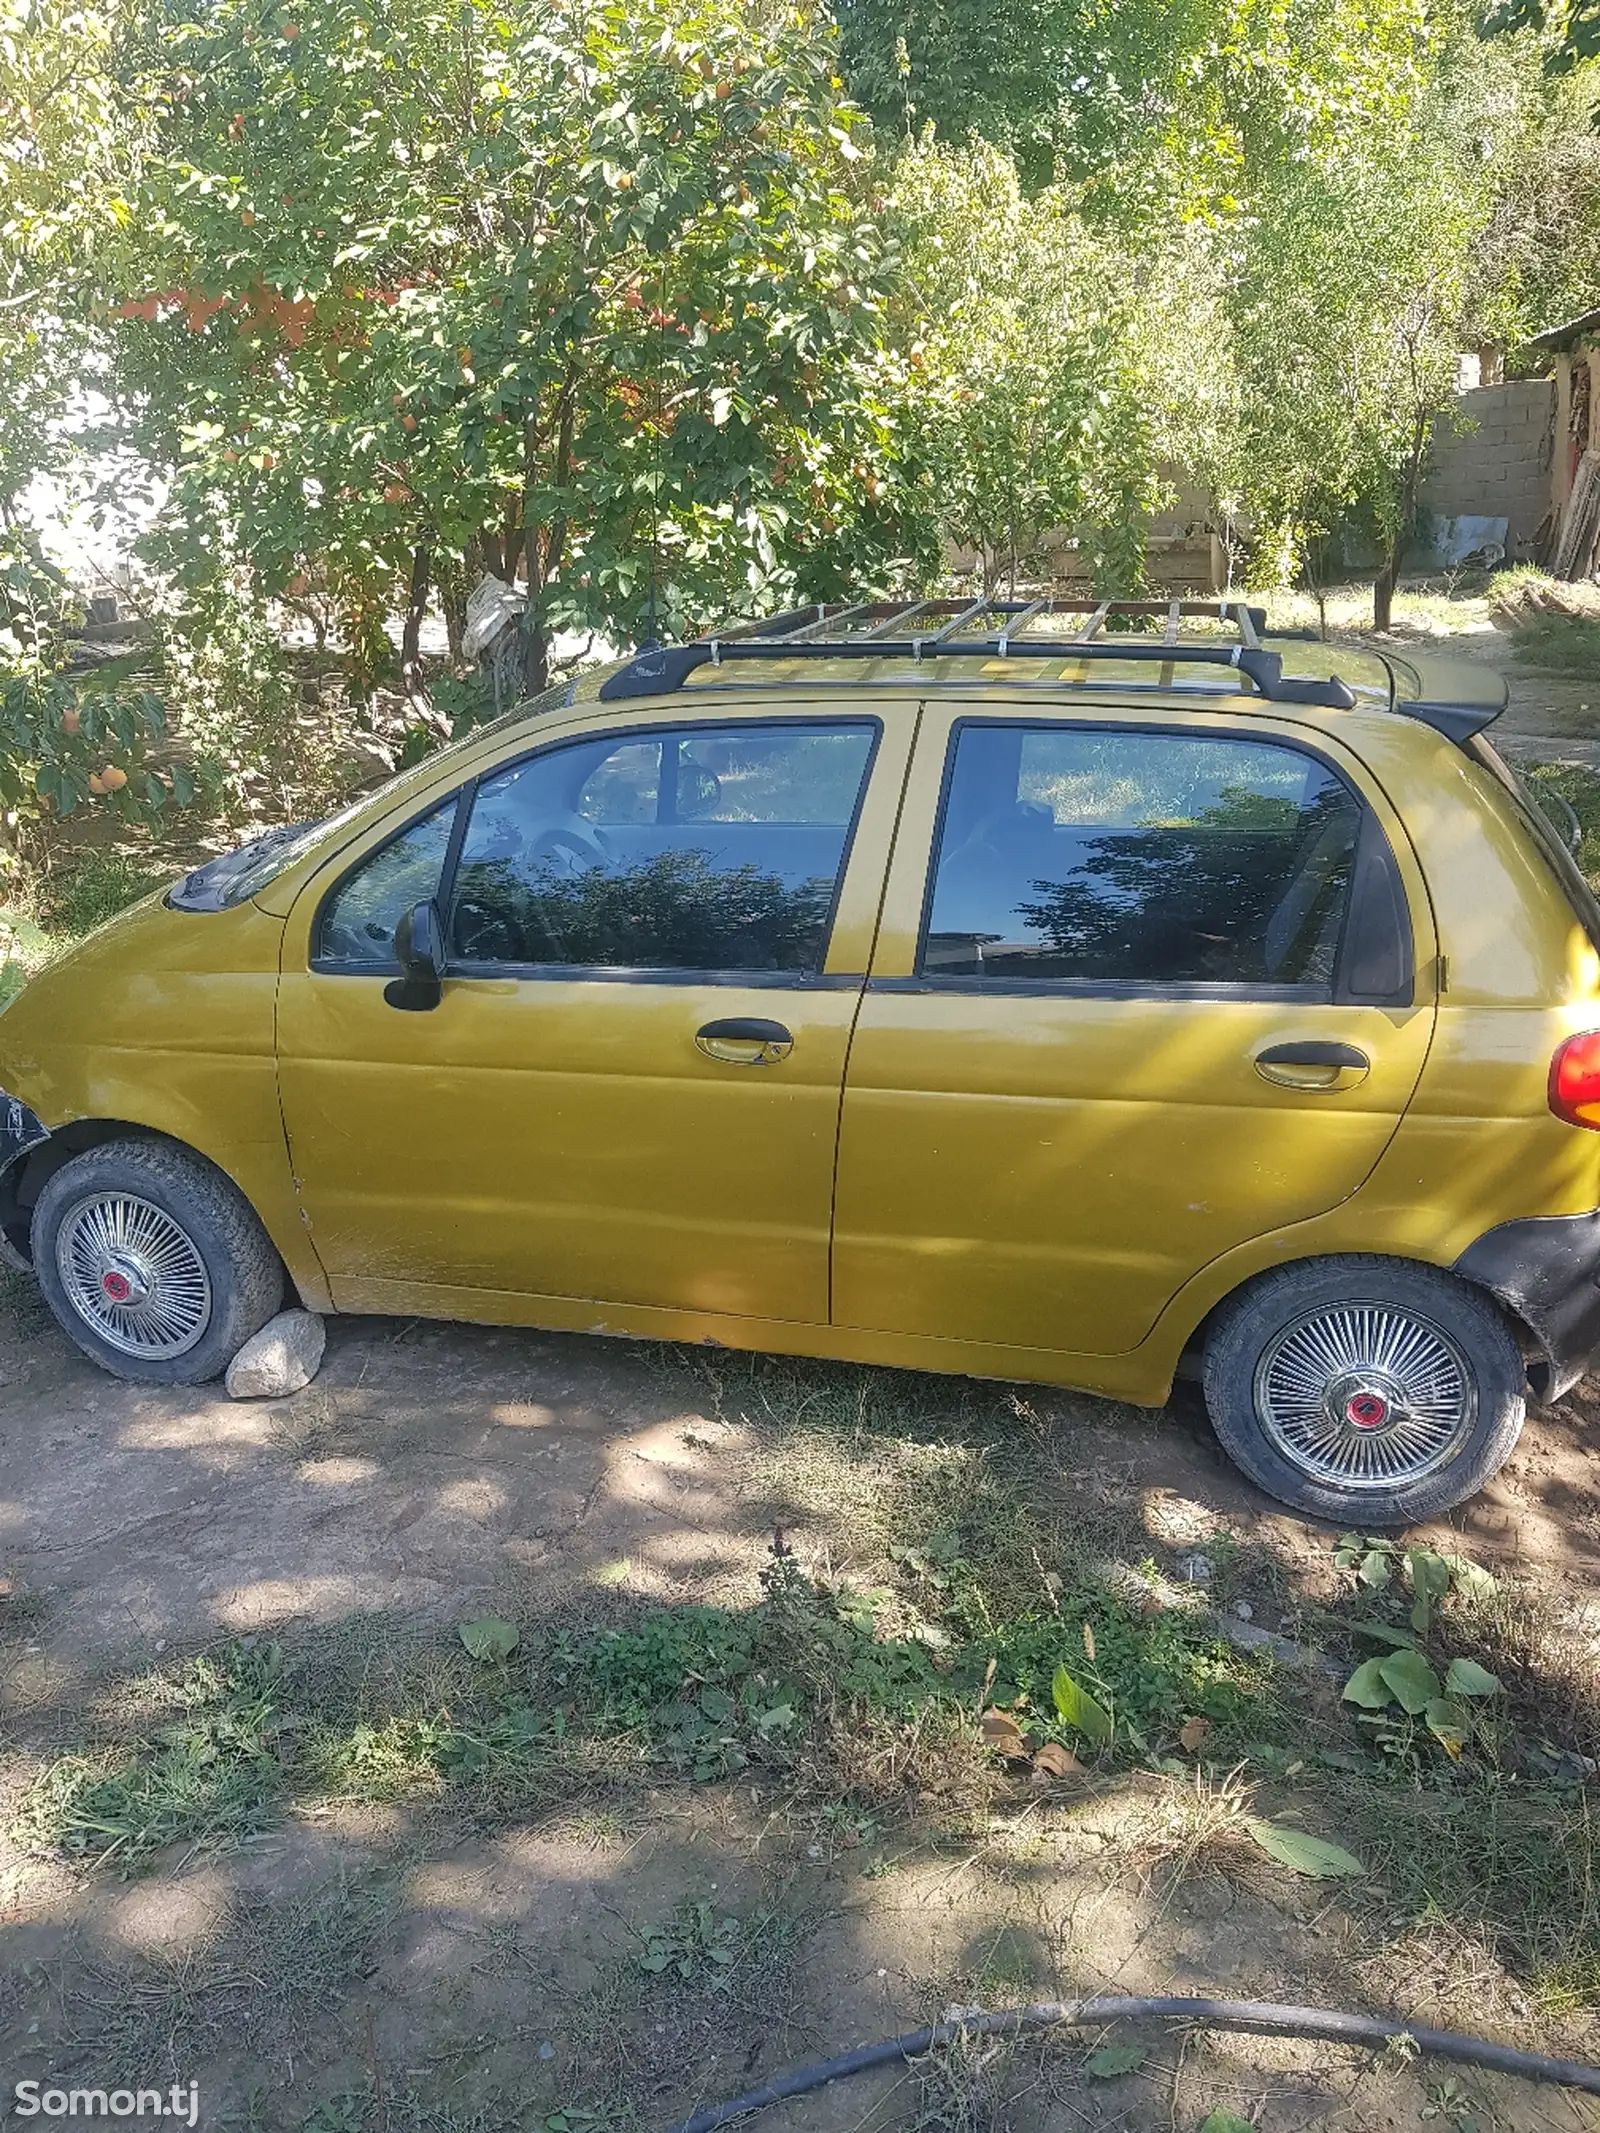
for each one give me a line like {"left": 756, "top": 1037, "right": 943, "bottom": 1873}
{"left": 695, "top": 1017, "right": 794, "bottom": 1066}
{"left": 1256, "top": 1040, "right": 1370, "bottom": 1090}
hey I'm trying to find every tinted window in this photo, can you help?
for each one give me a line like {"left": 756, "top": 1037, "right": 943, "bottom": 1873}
{"left": 318, "top": 801, "right": 456, "bottom": 963}
{"left": 449, "top": 723, "right": 875, "bottom": 972}
{"left": 923, "top": 726, "right": 1362, "bottom": 988}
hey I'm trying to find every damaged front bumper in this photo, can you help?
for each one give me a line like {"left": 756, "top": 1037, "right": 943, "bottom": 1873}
{"left": 0, "top": 1092, "right": 50, "bottom": 1270}
{"left": 1455, "top": 1209, "right": 1600, "bottom": 1403}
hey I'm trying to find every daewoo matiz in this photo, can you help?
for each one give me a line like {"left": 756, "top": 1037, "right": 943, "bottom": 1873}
{"left": 4, "top": 596, "right": 1597, "bottom": 1526}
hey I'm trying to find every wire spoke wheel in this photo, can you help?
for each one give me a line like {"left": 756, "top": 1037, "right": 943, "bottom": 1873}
{"left": 55, "top": 1191, "right": 212, "bottom": 1360}
{"left": 1253, "top": 1300, "right": 1475, "bottom": 1493}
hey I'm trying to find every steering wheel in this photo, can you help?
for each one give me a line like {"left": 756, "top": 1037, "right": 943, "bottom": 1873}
{"left": 526, "top": 817, "right": 619, "bottom": 877}
{"left": 449, "top": 815, "right": 619, "bottom": 964}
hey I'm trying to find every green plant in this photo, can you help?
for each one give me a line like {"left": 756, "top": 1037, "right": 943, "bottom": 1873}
{"left": 43, "top": 851, "right": 167, "bottom": 937}
{"left": 14, "top": 1642, "right": 288, "bottom": 1869}
{"left": 1342, "top": 1647, "right": 1505, "bottom": 1762}
{"left": 638, "top": 1898, "right": 742, "bottom": 1985}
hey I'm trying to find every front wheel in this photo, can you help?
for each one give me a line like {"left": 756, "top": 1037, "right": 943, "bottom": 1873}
{"left": 1202, "top": 1256, "right": 1526, "bottom": 1525}
{"left": 32, "top": 1138, "right": 284, "bottom": 1384}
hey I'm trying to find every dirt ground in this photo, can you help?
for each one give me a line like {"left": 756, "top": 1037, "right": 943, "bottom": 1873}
{"left": 3, "top": 609, "right": 1600, "bottom": 2133}
{"left": 2, "top": 1275, "right": 1599, "bottom": 2133}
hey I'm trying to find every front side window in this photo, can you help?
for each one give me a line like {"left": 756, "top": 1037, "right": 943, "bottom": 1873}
{"left": 449, "top": 722, "right": 876, "bottom": 973}
{"left": 317, "top": 800, "right": 456, "bottom": 964}
{"left": 923, "top": 725, "right": 1363, "bottom": 989}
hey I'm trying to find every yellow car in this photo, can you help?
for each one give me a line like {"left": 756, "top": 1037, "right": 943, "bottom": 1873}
{"left": 4, "top": 597, "right": 1598, "bottom": 1525}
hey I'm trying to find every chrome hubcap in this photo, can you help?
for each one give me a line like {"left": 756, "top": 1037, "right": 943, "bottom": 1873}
{"left": 56, "top": 1193, "right": 212, "bottom": 1358}
{"left": 1254, "top": 1301, "right": 1474, "bottom": 1492}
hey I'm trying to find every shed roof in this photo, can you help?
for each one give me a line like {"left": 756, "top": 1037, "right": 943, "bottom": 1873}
{"left": 1528, "top": 304, "right": 1600, "bottom": 351}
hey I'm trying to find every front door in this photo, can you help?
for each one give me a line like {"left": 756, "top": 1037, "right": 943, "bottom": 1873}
{"left": 276, "top": 707, "right": 909, "bottom": 1325}
{"left": 833, "top": 706, "right": 1437, "bottom": 1359}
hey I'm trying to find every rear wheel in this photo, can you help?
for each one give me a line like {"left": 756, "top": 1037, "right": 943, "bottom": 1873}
{"left": 32, "top": 1138, "right": 283, "bottom": 1384}
{"left": 1202, "top": 1255, "right": 1526, "bottom": 1525}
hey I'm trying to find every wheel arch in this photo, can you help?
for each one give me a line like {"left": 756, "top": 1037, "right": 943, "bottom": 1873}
{"left": 0, "top": 1118, "right": 327, "bottom": 1313}
{"left": 1172, "top": 1247, "right": 1545, "bottom": 1397}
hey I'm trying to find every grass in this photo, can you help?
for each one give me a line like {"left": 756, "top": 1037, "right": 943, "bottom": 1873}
{"left": 0, "top": 847, "right": 171, "bottom": 1005}
{"left": 1491, "top": 566, "right": 1600, "bottom": 677}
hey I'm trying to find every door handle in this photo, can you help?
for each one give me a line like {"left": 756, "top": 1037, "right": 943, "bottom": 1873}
{"left": 1255, "top": 1040, "right": 1370, "bottom": 1091}
{"left": 695, "top": 1017, "right": 794, "bottom": 1066}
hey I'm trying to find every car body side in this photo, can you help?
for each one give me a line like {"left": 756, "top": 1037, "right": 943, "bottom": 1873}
{"left": 3, "top": 675, "right": 1599, "bottom": 1405}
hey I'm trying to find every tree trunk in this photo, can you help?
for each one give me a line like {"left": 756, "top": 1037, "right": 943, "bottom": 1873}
{"left": 1374, "top": 404, "right": 1432, "bottom": 633}
{"left": 1372, "top": 556, "right": 1396, "bottom": 633}
{"left": 400, "top": 541, "right": 431, "bottom": 706}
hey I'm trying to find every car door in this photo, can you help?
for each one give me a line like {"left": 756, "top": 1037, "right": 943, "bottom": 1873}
{"left": 832, "top": 703, "right": 1438, "bottom": 1359}
{"left": 275, "top": 704, "right": 911, "bottom": 1325}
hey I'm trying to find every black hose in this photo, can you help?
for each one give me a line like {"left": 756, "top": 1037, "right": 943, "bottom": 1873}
{"left": 665, "top": 1995, "right": 1600, "bottom": 2133}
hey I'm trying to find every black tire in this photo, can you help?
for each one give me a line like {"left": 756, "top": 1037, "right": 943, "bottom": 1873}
{"left": 1201, "top": 1254, "right": 1526, "bottom": 1526}
{"left": 31, "top": 1137, "right": 284, "bottom": 1385}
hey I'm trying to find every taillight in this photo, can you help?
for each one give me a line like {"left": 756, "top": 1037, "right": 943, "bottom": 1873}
{"left": 1550, "top": 1031, "right": 1600, "bottom": 1129}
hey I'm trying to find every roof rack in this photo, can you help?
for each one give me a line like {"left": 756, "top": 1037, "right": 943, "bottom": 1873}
{"left": 598, "top": 598, "right": 1359, "bottom": 711}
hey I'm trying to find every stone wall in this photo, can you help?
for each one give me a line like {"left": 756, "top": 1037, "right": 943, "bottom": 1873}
{"left": 1417, "top": 380, "right": 1554, "bottom": 556}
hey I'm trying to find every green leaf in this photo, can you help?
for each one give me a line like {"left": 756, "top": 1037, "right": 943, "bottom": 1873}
{"left": 1342, "top": 1657, "right": 1394, "bottom": 1708}
{"left": 1439, "top": 1553, "right": 1499, "bottom": 1601}
{"left": 457, "top": 1617, "right": 519, "bottom": 1662}
{"left": 699, "top": 1685, "right": 736, "bottom": 1723}
{"left": 1198, "top": 2111, "right": 1254, "bottom": 2133}
{"left": 1406, "top": 1547, "right": 1452, "bottom": 1633}
{"left": 1243, "top": 1819, "right": 1365, "bottom": 1878}
{"left": 1359, "top": 1549, "right": 1392, "bottom": 1589}
{"left": 1346, "top": 1620, "right": 1421, "bottom": 1649}
{"left": 1444, "top": 1656, "right": 1503, "bottom": 1698}
{"left": 1051, "top": 1663, "right": 1112, "bottom": 1744}
{"left": 1425, "top": 1697, "right": 1469, "bottom": 1757}
{"left": 1377, "top": 1648, "right": 1443, "bottom": 1715}
{"left": 1084, "top": 2044, "right": 1145, "bottom": 2078}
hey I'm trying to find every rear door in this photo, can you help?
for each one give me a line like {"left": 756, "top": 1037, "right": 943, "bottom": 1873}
{"left": 276, "top": 704, "right": 912, "bottom": 1325}
{"left": 832, "top": 704, "right": 1437, "bottom": 1359}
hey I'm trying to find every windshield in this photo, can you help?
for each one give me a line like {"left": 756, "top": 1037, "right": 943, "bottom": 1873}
{"left": 167, "top": 678, "right": 578, "bottom": 912}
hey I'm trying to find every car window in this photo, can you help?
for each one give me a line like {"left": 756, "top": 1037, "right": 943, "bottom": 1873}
{"left": 922, "top": 725, "right": 1363, "bottom": 988}
{"left": 317, "top": 800, "right": 457, "bottom": 964}
{"left": 449, "top": 722, "right": 876, "bottom": 973}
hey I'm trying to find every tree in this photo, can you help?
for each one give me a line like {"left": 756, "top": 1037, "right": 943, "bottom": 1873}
{"left": 102, "top": 0, "right": 936, "bottom": 703}
{"left": 885, "top": 139, "right": 1160, "bottom": 594}
{"left": 0, "top": 0, "right": 176, "bottom": 836}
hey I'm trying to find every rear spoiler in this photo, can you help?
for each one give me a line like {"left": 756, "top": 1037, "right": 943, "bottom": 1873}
{"left": 1380, "top": 650, "right": 1508, "bottom": 744}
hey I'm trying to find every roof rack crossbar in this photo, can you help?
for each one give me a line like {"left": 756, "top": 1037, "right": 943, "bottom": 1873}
{"left": 1164, "top": 601, "right": 1182, "bottom": 647}
{"left": 997, "top": 598, "right": 1048, "bottom": 657}
{"left": 858, "top": 600, "right": 936, "bottom": 639}
{"left": 782, "top": 601, "right": 878, "bottom": 642}
{"left": 1077, "top": 601, "right": 1112, "bottom": 643}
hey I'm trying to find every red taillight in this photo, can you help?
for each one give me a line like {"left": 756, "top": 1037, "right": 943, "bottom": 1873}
{"left": 1550, "top": 1031, "right": 1600, "bottom": 1129}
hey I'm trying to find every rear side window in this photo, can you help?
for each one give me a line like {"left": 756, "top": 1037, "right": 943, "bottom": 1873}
{"left": 922, "top": 725, "right": 1364, "bottom": 989}
{"left": 449, "top": 721, "right": 876, "bottom": 974}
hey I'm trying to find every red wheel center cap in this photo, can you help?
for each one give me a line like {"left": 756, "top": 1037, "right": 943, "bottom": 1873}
{"left": 1345, "top": 1390, "right": 1389, "bottom": 1431}
{"left": 101, "top": 1270, "right": 133, "bottom": 1303}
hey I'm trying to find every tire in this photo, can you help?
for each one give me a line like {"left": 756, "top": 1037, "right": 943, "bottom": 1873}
{"left": 1201, "top": 1254, "right": 1526, "bottom": 1526}
{"left": 31, "top": 1138, "right": 284, "bottom": 1385}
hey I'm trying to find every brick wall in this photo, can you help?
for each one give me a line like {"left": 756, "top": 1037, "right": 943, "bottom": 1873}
{"left": 1417, "top": 380, "right": 1554, "bottom": 555}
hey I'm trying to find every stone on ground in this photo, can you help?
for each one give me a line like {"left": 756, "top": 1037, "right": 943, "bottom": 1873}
{"left": 226, "top": 1308, "right": 326, "bottom": 1399}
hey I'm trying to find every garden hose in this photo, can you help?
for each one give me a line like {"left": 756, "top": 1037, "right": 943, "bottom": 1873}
{"left": 664, "top": 1994, "right": 1600, "bottom": 2133}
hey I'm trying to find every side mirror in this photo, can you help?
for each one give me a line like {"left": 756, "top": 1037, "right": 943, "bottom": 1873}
{"left": 383, "top": 899, "right": 445, "bottom": 1012}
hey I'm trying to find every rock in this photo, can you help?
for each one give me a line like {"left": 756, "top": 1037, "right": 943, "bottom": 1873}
{"left": 1218, "top": 1616, "right": 1342, "bottom": 1676}
{"left": 226, "top": 1310, "right": 326, "bottom": 1399}
{"left": 1233, "top": 1599, "right": 1254, "bottom": 1620}
{"left": 1178, "top": 1552, "right": 1214, "bottom": 1584}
